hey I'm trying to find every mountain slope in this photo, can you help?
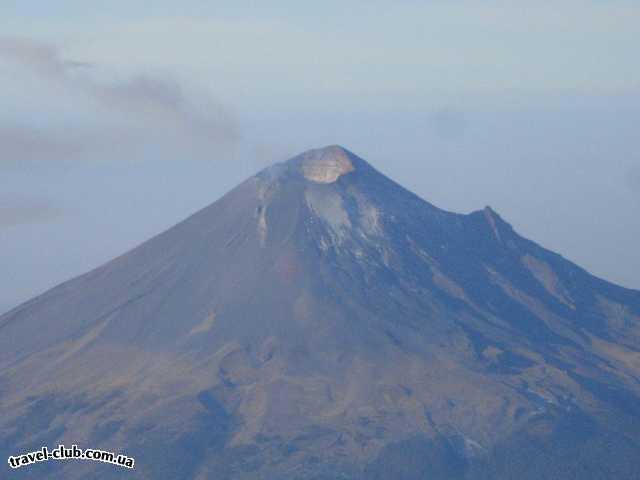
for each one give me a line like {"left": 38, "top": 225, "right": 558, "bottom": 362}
{"left": 2, "top": 145, "right": 640, "bottom": 479}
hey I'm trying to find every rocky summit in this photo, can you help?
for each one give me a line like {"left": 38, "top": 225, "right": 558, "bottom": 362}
{"left": 2, "top": 146, "right": 640, "bottom": 479}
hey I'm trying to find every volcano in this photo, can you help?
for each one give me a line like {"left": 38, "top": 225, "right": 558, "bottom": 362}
{"left": 2, "top": 146, "right": 640, "bottom": 479}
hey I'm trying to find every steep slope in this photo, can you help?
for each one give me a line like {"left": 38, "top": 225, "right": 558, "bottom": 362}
{"left": 2, "top": 146, "right": 640, "bottom": 479}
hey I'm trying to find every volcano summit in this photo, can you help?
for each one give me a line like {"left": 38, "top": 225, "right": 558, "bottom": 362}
{"left": 2, "top": 146, "right": 640, "bottom": 479}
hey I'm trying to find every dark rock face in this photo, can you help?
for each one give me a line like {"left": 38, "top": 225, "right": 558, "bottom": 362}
{"left": 2, "top": 146, "right": 640, "bottom": 479}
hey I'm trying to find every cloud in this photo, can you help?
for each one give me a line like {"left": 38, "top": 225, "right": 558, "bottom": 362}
{"left": 90, "top": 75, "right": 237, "bottom": 144}
{"left": 0, "top": 37, "right": 71, "bottom": 76}
{"left": 0, "top": 195, "right": 61, "bottom": 229}
{"left": 0, "top": 126, "right": 85, "bottom": 164}
{"left": 0, "top": 37, "right": 239, "bottom": 166}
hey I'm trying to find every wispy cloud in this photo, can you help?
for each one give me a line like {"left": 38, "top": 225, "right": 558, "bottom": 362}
{"left": 0, "top": 37, "right": 75, "bottom": 76}
{"left": 0, "top": 36, "right": 239, "bottom": 166}
{"left": 0, "top": 195, "right": 61, "bottom": 229}
{"left": 0, "top": 125, "right": 85, "bottom": 164}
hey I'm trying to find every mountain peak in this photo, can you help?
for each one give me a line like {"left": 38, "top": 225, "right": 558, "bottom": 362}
{"left": 297, "top": 145, "right": 356, "bottom": 183}
{"left": 3, "top": 145, "right": 640, "bottom": 479}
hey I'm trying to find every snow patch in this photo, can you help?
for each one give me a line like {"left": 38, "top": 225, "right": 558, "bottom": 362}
{"left": 189, "top": 311, "right": 217, "bottom": 336}
{"left": 461, "top": 436, "right": 486, "bottom": 458}
{"left": 352, "top": 191, "right": 383, "bottom": 236}
{"left": 305, "top": 188, "right": 351, "bottom": 241}
{"left": 483, "top": 207, "right": 502, "bottom": 242}
{"left": 522, "top": 254, "right": 574, "bottom": 308}
{"left": 257, "top": 205, "right": 268, "bottom": 247}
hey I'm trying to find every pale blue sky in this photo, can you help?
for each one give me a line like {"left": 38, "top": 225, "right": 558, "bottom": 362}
{"left": 1, "top": 2, "right": 639, "bottom": 313}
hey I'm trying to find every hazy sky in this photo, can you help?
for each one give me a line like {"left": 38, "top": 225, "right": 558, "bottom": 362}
{"left": 2, "top": 1, "right": 639, "bottom": 313}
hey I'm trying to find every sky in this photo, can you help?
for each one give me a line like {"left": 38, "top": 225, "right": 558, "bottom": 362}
{"left": 1, "top": 1, "right": 639, "bottom": 313}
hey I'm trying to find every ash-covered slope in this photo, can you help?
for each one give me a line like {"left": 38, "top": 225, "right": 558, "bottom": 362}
{"left": 2, "top": 146, "right": 640, "bottom": 479}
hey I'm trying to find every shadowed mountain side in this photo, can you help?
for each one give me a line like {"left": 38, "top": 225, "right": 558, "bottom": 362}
{"left": 2, "top": 146, "right": 640, "bottom": 479}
